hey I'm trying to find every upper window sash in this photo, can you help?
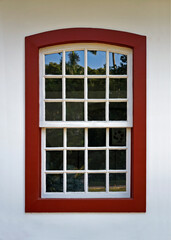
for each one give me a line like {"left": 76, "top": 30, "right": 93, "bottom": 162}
{"left": 39, "top": 43, "right": 133, "bottom": 128}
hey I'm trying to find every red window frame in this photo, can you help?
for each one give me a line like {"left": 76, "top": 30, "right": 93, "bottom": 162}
{"left": 25, "top": 28, "right": 146, "bottom": 212}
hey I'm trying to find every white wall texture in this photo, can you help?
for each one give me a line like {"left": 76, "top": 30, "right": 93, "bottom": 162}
{"left": 0, "top": 0, "right": 171, "bottom": 239}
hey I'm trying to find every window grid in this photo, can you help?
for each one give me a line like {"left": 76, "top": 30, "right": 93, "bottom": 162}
{"left": 40, "top": 43, "right": 132, "bottom": 198}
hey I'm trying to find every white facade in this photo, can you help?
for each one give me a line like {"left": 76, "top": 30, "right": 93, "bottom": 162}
{"left": 0, "top": 0, "right": 171, "bottom": 239}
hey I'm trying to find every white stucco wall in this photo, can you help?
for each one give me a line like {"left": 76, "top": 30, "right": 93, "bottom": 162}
{"left": 0, "top": 0, "right": 171, "bottom": 239}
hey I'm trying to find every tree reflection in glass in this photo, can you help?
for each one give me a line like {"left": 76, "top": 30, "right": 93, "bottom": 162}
{"left": 88, "top": 78, "right": 105, "bottom": 99}
{"left": 88, "top": 51, "right": 106, "bottom": 75}
{"left": 45, "top": 78, "right": 62, "bottom": 99}
{"left": 66, "top": 78, "right": 84, "bottom": 98}
{"left": 109, "top": 53, "right": 127, "bottom": 75}
{"left": 45, "top": 53, "right": 62, "bottom": 75}
{"left": 66, "top": 51, "right": 84, "bottom": 75}
{"left": 109, "top": 78, "right": 127, "bottom": 98}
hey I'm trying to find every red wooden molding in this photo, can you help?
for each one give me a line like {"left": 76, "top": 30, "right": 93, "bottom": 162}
{"left": 25, "top": 28, "right": 146, "bottom": 212}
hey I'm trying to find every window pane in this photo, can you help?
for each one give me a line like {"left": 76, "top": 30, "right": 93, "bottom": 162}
{"left": 66, "top": 78, "right": 84, "bottom": 98}
{"left": 109, "top": 53, "right": 127, "bottom": 75}
{"left": 109, "top": 150, "right": 126, "bottom": 169}
{"left": 67, "top": 128, "right": 84, "bottom": 147}
{"left": 45, "top": 102, "right": 62, "bottom": 121}
{"left": 88, "top": 150, "right": 106, "bottom": 170}
{"left": 109, "top": 128, "right": 126, "bottom": 146}
{"left": 109, "top": 78, "right": 127, "bottom": 98}
{"left": 88, "top": 78, "right": 106, "bottom": 98}
{"left": 109, "top": 102, "right": 127, "bottom": 120}
{"left": 88, "top": 174, "right": 106, "bottom": 192}
{"left": 109, "top": 173, "right": 126, "bottom": 192}
{"left": 88, "top": 128, "right": 106, "bottom": 147}
{"left": 45, "top": 78, "right": 62, "bottom": 99}
{"left": 88, "top": 103, "right": 105, "bottom": 121}
{"left": 46, "top": 129, "right": 63, "bottom": 147}
{"left": 46, "top": 151, "right": 63, "bottom": 170}
{"left": 88, "top": 51, "right": 106, "bottom": 75}
{"left": 66, "top": 51, "right": 84, "bottom": 75}
{"left": 45, "top": 53, "right": 62, "bottom": 75}
{"left": 46, "top": 174, "right": 63, "bottom": 192}
{"left": 67, "top": 174, "right": 84, "bottom": 192}
{"left": 67, "top": 150, "right": 84, "bottom": 170}
{"left": 66, "top": 102, "right": 84, "bottom": 121}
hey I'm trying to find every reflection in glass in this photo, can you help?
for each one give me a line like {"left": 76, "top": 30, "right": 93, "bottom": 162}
{"left": 88, "top": 78, "right": 105, "bottom": 98}
{"left": 45, "top": 78, "right": 62, "bottom": 99}
{"left": 88, "top": 103, "right": 105, "bottom": 121}
{"left": 45, "top": 102, "right": 62, "bottom": 121}
{"left": 88, "top": 128, "right": 106, "bottom": 147}
{"left": 67, "top": 174, "right": 84, "bottom": 192}
{"left": 66, "top": 51, "right": 84, "bottom": 75}
{"left": 66, "top": 102, "right": 84, "bottom": 121}
{"left": 109, "top": 150, "right": 126, "bottom": 169}
{"left": 46, "top": 174, "right": 63, "bottom": 192}
{"left": 67, "top": 128, "right": 84, "bottom": 147}
{"left": 88, "top": 150, "right": 106, "bottom": 170}
{"left": 46, "top": 151, "right": 63, "bottom": 170}
{"left": 88, "top": 174, "right": 106, "bottom": 192}
{"left": 46, "top": 129, "right": 63, "bottom": 147}
{"left": 45, "top": 53, "right": 62, "bottom": 75}
{"left": 109, "top": 102, "right": 127, "bottom": 120}
{"left": 109, "top": 53, "right": 127, "bottom": 75}
{"left": 109, "top": 78, "right": 127, "bottom": 98}
{"left": 109, "top": 128, "right": 126, "bottom": 146}
{"left": 66, "top": 78, "right": 84, "bottom": 98}
{"left": 67, "top": 151, "right": 84, "bottom": 170}
{"left": 109, "top": 173, "right": 126, "bottom": 192}
{"left": 88, "top": 51, "right": 106, "bottom": 75}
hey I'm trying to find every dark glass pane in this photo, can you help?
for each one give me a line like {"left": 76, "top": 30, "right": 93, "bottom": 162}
{"left": 66, "top": 78, "right": 84, "bottom": 98}
{"left": 88, "top": 150, "right": 106, "bottom": 170}
{"left": 66, "top": 102, "right": 84, "bottom": 121}
{"left": 109, "top": 128, "right": 126, "bottom": 146}
{"left": 88, "top": 174, "right": 106, "bottom": 192}
{"left": 46, "top": 129, "right": 63, "bottom": 147}
{"left": 109, "top": 102, "right": 127, "bottom": 120}
{"left": 109, "top": 150, "right": 126, "bottom": 169}
{"left": 66, "top": 51, "right": 84, "bottom": 75}
{"left": 45, "top": 78, "right": 62, "bottom": 99}
{"left": 46, "top": 151, "right": 63, "bottom": 170}
{"left": 88, "top": 51, "right": 106, "bottom": 75}
{"left": 109, "top": 78, "right": 127, "bottom": 98}
{"left": 67, "top": 128, "right": 84, "bottom": 147}
{"left": 88, "top": 78, "right": 105, "bottom": 98}
{"left": 88, "top": 128, "right": 106, "bottom": 147}
{"left": 45, "top": 102, "right": 62, "bottom": 121}
{"left": 45, "top": 53, "right": 62, "bottom": 75}
{"left": 46, "top": 174, "right": 63, "bottom": 192}
{"left": 67, "top": 174, "right": 84, "bottom": 192}
{"left": 109, "top": 53, "right": 127, "bottom": 75}
{"left": 67, "top": 150, "right": 84, "bottom": 170}
{"left": 88, "top": 103, "right": 105, "bottom": 121}
{"left": 109, "top": 173, "right": 126, "bottom": 192}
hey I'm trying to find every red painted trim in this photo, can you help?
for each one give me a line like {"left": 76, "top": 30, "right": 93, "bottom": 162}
{"left": 25, "top": 28, "right": 146, "bottom": 212}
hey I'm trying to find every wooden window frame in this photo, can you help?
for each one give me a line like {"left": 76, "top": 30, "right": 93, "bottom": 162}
{"left": 25, "top": 28, "right": 146, "bottom": 212}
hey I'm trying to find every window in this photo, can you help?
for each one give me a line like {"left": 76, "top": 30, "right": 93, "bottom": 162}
{"left": 40, "top": 43, "right": 132, "bottom": 199}
{"left": 25, "top": 28, "right": 146, "bottom": 212}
